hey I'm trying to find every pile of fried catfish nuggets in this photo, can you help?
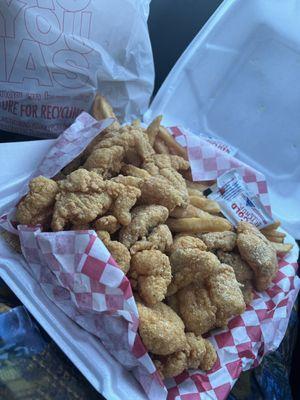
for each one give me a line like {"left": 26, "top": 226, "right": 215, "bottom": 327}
{"left": 15, "top": 96, "right": 293, "bottom": 380}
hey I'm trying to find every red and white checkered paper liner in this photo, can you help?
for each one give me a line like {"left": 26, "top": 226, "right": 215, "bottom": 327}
{"left": 169, "top": 126, "right": 272, "bottom": 215}
{"left": 0, "top": 113, "right": 299, "bottom": 400}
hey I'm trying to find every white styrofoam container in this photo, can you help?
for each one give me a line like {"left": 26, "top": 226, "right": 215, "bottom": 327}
{"left": 145, "top": 0, "right": 300, "bottom": 238}
{"left": 1, "top": 0, "right": 300, "bottom": 399}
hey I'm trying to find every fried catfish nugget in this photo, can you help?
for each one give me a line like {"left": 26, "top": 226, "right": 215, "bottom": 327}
{"left": 217, "top": 250, "right": 254, "bottom": 304}
{"left": 170, "top": 235, "right": 207, "bottom": 253}
{"left": 54, "top": 169, "right": 140, "bottom": 229}
{"left": 111, "top": 175, "right": 144, "bottom": 189}
{"left": 94, "top": 215, "right": 120, "bottom": 234}
{"left": 139, "top": 175, "right": 186, "bottom": 211}
{"left": 52, "top": 192, "right": 111, "bottom": 231}
{"left": 130, "top": 250, "right": 172, "bottom": 305}
{"left": 143, "top": 154, "right": 189, "bottom": 208}
{"left": 94, "top": 125, "right": 155, "bottom": 164}
{"left": 97, "top": 231, "right": 130, "bottom": 274}
{"left": 236, "top": 222, "right": 278, "bottom": 291}
{"left": 170, "top": 284, "right": 217, "bottom": 335}
{"left": 51, "top": 170, "right": 111, "bottom": 231}
{"left": 121, "top": 164, "right": 151, "bottom": 180}
{"left": 168, "top": 250, "right": 220, "bottom": 295}
{"left": 137, "top": 301, "right": 186, "bottom": 356}
{"left": 106, "top": 181, "right": 141, "bottom": 226}
{"left": 83, "top": 145, "right": 124, "bottom": 178}
{"left": 144, "top": 154, "right": 190, "bottom": 173}
{"left": 119, "top": 205, "right": 169, "bottom": 248}
{"left": 130, "top": 224, "right": 173, "bottom": 255}
{"left": 16, "top": 177, "right": 59, "bottom": 226}
{"left": 57, "top": 168, "right": 106, "bottom": 193}
{"left": 202, "top": 231, "right": 237, "bottom": 252}
{"left": 207, "top": 263, "right": 246, "bottom": 327}
{"left": 153, "top": 333, "right": 217, "bottom": 379}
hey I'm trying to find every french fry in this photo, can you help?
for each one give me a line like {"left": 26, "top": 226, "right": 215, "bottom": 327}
{"left": 92, "top": 94, "right": 117, "bottom": 121}
{"left": 185, "top": 180, "right": 215, "bottom": 192}
{"left": 158, "top": 126, "right": 188, "bottom": 159}
{"left": 262, "top": 228, "right": 286, "bottom": 243}
{"left": 154, "top": 138, "right": 170, "bottom": 154}
{"left": 189, "top": 196, "right": 221, "bottom": 214}
{"left": 260, "top": 221, "right": 281, "bottom": 232}
{"left": 263, "top": 230, "right": 285, "bottom": 238}
{"left": 265, "top": 236, "right": 284, "bottom": 243}
{"left": 170, "top": 205, "right": 211, "bottom": 219}
{"left": 167, "top": 217, "right": 232, "bottom": 233}
{"left": 187, "top": 188, "right": 205, "bottom": 197}
{"left": 270, "top": 242, "right": 293, "bottom": 254}
{"left": 146, "top": 115, "right": 162, "bottom": 145}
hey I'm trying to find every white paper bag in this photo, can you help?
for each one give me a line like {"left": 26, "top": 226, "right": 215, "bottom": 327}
{"left": 0, "top": 0, "right": 154, "bottom": 137}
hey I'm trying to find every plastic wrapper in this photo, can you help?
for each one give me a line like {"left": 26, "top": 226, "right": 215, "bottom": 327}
{"left": 0, "top": 114, "right": 299, "bottom": 400}
{"left": 0, "top": 0, "right": 154, "bottom": 137}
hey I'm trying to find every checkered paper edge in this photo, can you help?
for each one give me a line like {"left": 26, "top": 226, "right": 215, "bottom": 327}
{"left": 169, "top": 127, "right": 272, "bottom": 215}
{"left": 18, "top": 226, "right": 167, "bottom": 400}
{"left": 164, "top": 253, "right": 299, "bottom": 400}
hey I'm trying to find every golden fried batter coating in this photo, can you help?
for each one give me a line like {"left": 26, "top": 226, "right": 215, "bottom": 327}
{"left": 153, "top": 333, "right": 216, "bottom": 379}
{"left": 137, "top": 301, "right": 186, "bottom": 356}
{"left": 236, "top": 222, "right": 278, "bottom": 291}
{"left": 154, "top": 352, "right": 187, "bottom": 379}
{"left": 130, "top": 240, "right": 154, "bottom": 255}
{"left": 217, "top": 250, "right": 254, "bottom": 305}
{"left": 217, "top": 251, "right": 254, "bottom": 283}
{"left": 185, "top": 333, "right": 207, "bottom": 369}
{"left": 107, "top": 182, "right": 141, "bottom": 226}
{"left": 202, "top": 231, "right": 237, "bottom": 252}
{"left": 139, "top": 176, "right": 185, "bottom": 211}
{"left": 51, "top": 169, "right": 140, "bottom": 230}
{"left": 83, "top": 145, "right": 124, "bottom": 178}
{"left": 121, "top": 164, "right": 151, "bottom": 180}
{"left": 158, "top": 168, "right": 189, "bottom": 207}
{"left": 130, "top": 224, "right": 173, "bottom": 255}
{"left": 199, "top": 340, "right": 217, "bottom": 371}
{"left": 174, "top": 284, "right": 217, "bottom": 335}
{"left": 168, "top": 250, "right": 221, "bottom": 295}
{"left": 145, "top": 154, "right": 190, "bottom": 172}
{"left": 142, "top": 154, "right": 189, "bottom": 208}
{"left": 119, "top": 205, "right": 169, "bottom": 248}
{"left": 58, "top": 169, "right": 106, "bottom": 193}
{"left": 94, "top": 215, "right": 120, "bottom": 234}
{"left": 111, "top": 175, "right": 144, "bottom": 188}
{"left": 207, "top": 263, "right": 246, "bottom": 327}
{"left": 130, "top": 250, "right": 172, "bottom": 305}
{"left": 52, "top": 192, "right": 112, "bottom": 232}
{"left": 16, "top": 177, "right": 58, "bottom": 226}
{"left": 241, "top": 281, "right": 254, "bottom": 305}
{"left": 97, "top": 231, "right": 130, "bottom": 274}
{"left": 95, "top": 125, "right": 155, "bottom": 162}
{"left": 148, "top": 224, "right": 173, "bottom": 253}
{"left": 170, "top": 235, "right": 207, "bottom": 253}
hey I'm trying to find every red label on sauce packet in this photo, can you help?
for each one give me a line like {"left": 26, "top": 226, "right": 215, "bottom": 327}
{"left": 206, "top": 169, "right": 274, "bottom": 229}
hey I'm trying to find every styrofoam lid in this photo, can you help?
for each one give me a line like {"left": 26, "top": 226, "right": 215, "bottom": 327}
{"left": 145, "top": 0, "right": 300, "bottom": 238}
